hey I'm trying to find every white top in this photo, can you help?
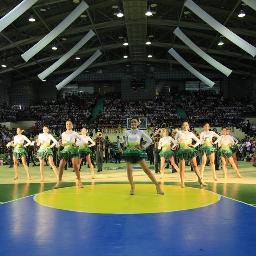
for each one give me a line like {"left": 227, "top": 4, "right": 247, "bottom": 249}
{"left": 76, "top": 135, "right": 95, "bottom": 147}
{"left": 158, "top": 136, "right": 177, "bottom": 150}
{"left": 38, "top": 133, "right": 58, "bottom": 149}
{"left": 61, "top": 130, "right": 81, "bottom": 145}
{"left": 215, "top": 135, "right": 236, "bottom": 147}
{"left": 124, "top": 129, "right": 152, "bottom": 149}
{"left": 200, "top": 131, "right": 220, "bottom": 144}
{"left": 13, "top": 134, "right": 31, "bottom": 147}
{"left": 175, "top": 130, "right": 200, "bottom": 148}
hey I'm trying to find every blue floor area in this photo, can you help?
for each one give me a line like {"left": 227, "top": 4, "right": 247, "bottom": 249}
{"left": 0, "top": 194, "right": 256, "bottom": 256}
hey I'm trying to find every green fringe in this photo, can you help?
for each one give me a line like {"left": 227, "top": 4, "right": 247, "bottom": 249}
{"left": 219, "top": 148, "right": 233, "bottom": 158}
{"left": 199, "top": 145, "right": 216, "bottom": 156}
{"left": 176, "top": 147, "right": 198, "bottom": 161}
{"left": 78, "top": 147, "right": 92, "bottom": 158}
{"left": 60, "top": 147, "right": 79, "bottom": 160}
{"left": 123, "top": 149, "right": 147, "bottom": 163}
{"left": 159, "top": 150, "right": 174, "bottom": 159}
{"left": 37, "top": 148, "right": 53, "bottom": 160}
{"left": 13, "top": 147, "right": 27, "bottom": 160}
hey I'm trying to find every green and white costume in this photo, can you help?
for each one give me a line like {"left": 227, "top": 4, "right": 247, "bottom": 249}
{"left": 37, "top": 133, "right": 58, "bottom": 160}
{"left": 123, "top": 129, "right": 152, "bottom": 163}
{"left": 158, "top": 136, "right": 176, "bottom": 159}
{"left": 12, "top": 134, "right": 31, "bottom": 160}
{"left": 199, "top": 131, "right": 219, "bottom": 156}
{"left": 77, "top": 135, "right": 95, "bottom": 158}
{"left": 60, "top": 130, "right": 80, "bottom": 160}
{"left": 175, "top": 131, "right": 200, "bottom": 161}
{"left": 215, "top": 135, "right": 236, "bottom": 158}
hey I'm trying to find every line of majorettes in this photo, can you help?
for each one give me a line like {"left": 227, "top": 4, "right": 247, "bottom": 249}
{"left": 6, "top": 119, "right": 242, "bottom": 195}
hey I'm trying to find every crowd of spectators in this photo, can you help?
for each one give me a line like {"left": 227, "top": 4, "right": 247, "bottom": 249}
{"left": 96, "top": 91, "right": 256, "bottom": 130}
{"left": 1, "top": 91, "right": 255, "bottom": 131}
{"left": 0, "top": 91, "right": 255, "bottom": 166}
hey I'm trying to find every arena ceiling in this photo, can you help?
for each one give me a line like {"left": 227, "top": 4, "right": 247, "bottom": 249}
{"left": 0, "top": 0, "right": 255, "bottom": 81}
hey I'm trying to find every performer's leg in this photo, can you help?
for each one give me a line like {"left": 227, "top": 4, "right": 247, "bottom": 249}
{"left": 191, "top": 157, "right": 206, "bottom": 186}
{"left": 200, "top": 153, "right": 207, "bottom": 179}
{"left": 21, "top": 156, "right": 31, "bottom": 180}
{"left": 13, "top": 156, "right": 19, "bottom": 180}
{"left": 160, "top": 157, "right": 165, "bottom": 179}
{"left": 48, "top": 156, "right": 59, "bottom": 179}
{"left": 232, "top": 153, "right": 238, "bottom": 168}
{"left": 58, "top": 159, "right": 67, "bottom": 181}
{"left": 209, "top": 153, "right": 217, "bottom": 181}
{"left": 139, "top": 159, "right": 164, "bottom": 195}
{"left": 179, "top": 159, "right": 185, "bottom": 188}
{"left": 221, "top": 157, "right": 228, "bottom": 178}
{"left": 228, "top": 157, "right": 242, "bottom": 178}
{"left": 39, "top": 159, "right": 45, "bottom": 182}
{"left": 72, "top": 157, "right": 83, "bottom": 187}
{"left": 77, "top": 158, "right": 82, "bottom": 171}
{"left": 170, "top": 156, "right": 180, "bottom": 173}
{"left": 86, "top": 155, "right": 95, "bottom": 179}
{"left": 127, "top": 163, "right": 135, "bottom": 195}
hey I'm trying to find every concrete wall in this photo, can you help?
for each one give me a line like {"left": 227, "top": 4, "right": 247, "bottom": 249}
{"left": 121, "top": 76, "right": 156, "bottom": 100}
{"left": 222, "top": 75, "right": 254, "bottom": 99}
{"left": 8, "top": 81, "right": 36, "bottom": 106}
{"left": 0, "top": 76, "right": 11, "bottom": 104}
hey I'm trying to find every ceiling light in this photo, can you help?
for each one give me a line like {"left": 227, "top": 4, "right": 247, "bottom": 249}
{"left": 80, "top": 14, "right": 87, "bottom": 18}
{"left": 40, "top": 8, "right": 47, "bottom": 12}
{"left": 145, "top": 40, "right": 151, "bottom": 45}
{"left": 145, "top": 8, "right": 153, "bottom": 16}
{"left": 75, "top": 56, "right": 81, "bottom": 60}
{"left": 42, "top": 79, "right": 46, "bottom": 82}
{"left": 28, "top": 15, "right": 36, "bottom": 22}
{"left": 123, "top": 39, "right": 129, "bottom": 46}
{"left": 61, "top": 37, "right": 67, "bottom": 41}
{"left": 1, "top": 64, "right": 7, "bottom": 68}
{"left": 52, "top": 45, "right": 58, "bottom": 51}
{"left": 147, "top": 54, "right": 153, "bottom": 58}
{"left": 123, "top": 55, "right": 128, "bottom": 59}
{"left": 218, "top": 40, "right": 224, "bottom": 46}
{"left": 238, "top": 9, "right": 246, "bottom": 18}
{"left": 116, "top": 10, "right": 124, "bottom": 18}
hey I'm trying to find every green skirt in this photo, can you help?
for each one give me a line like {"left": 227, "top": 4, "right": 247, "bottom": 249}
{"left": 159, "top": 150, "right": 175, "bottom": 159}
{"left": 13, "top": 147, "right": 27, "bottom": 160}
{"left": 37, "top": 148, "right": 53, "bottom": 160}
{"left": 219, "top": 148, "right": 233, "bottom": 158}
{"left": 200, "top": 144, "right": 216, "bottom": 156}
{"left": 123, "top": 149, "right": 147, "bottom": 163}
{"left": 176, "top": 147, "right": 198, "bottom": 161}
{"left": 60, "top": 147, "right": 79, "bottom": 160}
{"left": 78, "top": 147, "right": 92, "bottom": 158}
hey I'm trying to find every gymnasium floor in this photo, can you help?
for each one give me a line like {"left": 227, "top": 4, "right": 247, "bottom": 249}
{"left": 0, "top": 162, "right": 256, "bottom": 256}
